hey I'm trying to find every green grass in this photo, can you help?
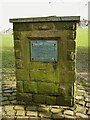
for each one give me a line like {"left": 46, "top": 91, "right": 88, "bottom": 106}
{"left": 76, "top": 28, "right": 88, "bottom": 48}
{"left": 76, "top": 28, "right": 88, "bottom": 72}
{"left": 0, "top": 28, "right": 88, "bottom": 73}
{"left": 0, "top": 34, "right": 15, "bottom": 73}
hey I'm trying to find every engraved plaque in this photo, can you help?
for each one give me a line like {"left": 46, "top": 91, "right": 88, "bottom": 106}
{"left": 30, "top": 40, "right": 57, "bottom": 62}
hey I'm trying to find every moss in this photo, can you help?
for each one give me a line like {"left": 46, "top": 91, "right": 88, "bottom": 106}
{"left": 38, "top": 82, "right": 59, "bottom": 95}
{"left": 24, "top": 81, "right": 37, "bottom": 93}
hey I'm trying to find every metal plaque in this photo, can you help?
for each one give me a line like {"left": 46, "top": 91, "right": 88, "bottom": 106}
{"left": 30, "top": 40, "right": 57, "bottom": 62}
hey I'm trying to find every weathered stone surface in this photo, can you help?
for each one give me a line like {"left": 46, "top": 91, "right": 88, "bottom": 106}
{"left": 24, "top": 81, "right": 37, "bottom": 93}
{"left": 14, "top": 40, "right": 21, "bottom": 50}
{"left": 86, "top": 102, "right": 90, "bottom": 107}
{"left": 76, "top": 113, "right": 89, "bottom": 118}
{"left": 16, "top": 69, "right": 29, "bottom": 81}
{"left": 15, "top": 59, "right": 23, "bottom": 69}
{"left": 28, "top": 117, "right": 39, "bottom": 120}
{"left": 64, "top": 110, "right": 74, "bottom": 116}
{"left": 76, "top": 106, "right": 86, "bottom": 114}
{"left": 76, "top": 90, "right": 85, "bottom": 96}
{"left": 17, "top": 93, "right": 32, "bottom": 103}
{"left": 39, "top": 112, "right": 52, "bottom": 118}
{"left": 38, "top": 105, "right": 49, "bottom": 112}
{"left": 16, "top": 81, "right": 23, "bottom": 93}
{"left": 10, "top": 16, "right": 79, "bottom": 106}
{"left": 6, "top": 110, "right": 15, "bottom": 116}
{"left": 33, "top": 22, "right": 54, "bottom": 30}
{"left": 14, "top": 105, "right": 24, "bottom": 110}
{"left": 9, "top": 96, "right": 16, "bottom": 101}
{"left": 16, "top": 110, "right": 25, "bottom": 116}
{"left": 26, "top": 106, "right": 37, "bottom": 111}
{"left": 16, "top": 116, "right": 29, "bottom": 119}
{"left": 51, "top": 113, "right": 64, "bottom": 119}
{"left": 64, "top": 114, "right": 76, "bottom": 119}
{"left": 26, "top": 111, "right": 37, "bottom": 117}
{"left": 46, "top": 96, "right": 56, "bottom": 105}
{"left": 2, "top": 97, "right": 8, "bottom": 101}
{"left": 56, "top": 96, "right": 72, "bottom": 106}
{"left": 51, "top": 108, "right": 61, "bottom": 114}
{"left": 87, "top": 108, "right": 90, "bottom": 115}
{"left": 33, "top": 94, "right": 46, "bottom": 104}
{"left": 15, "top": 50, "right": 21, "bottom": 59}
{"left": 2, "top": 101, "right": 10, "bottom": 105}
{"left": 14, "top": 31, "right": 21, "bottom": 40}
{"left": 38, "top": 82, "right": 59, "bottom": 95}
{"left": 13, "top": 23, "right": 33, "bottom": 31}
{"left": 75, "top": 96, "right": 84, "bottom": 100}
{"left": 5, "top": 106, "right": 14, "bottom": 111}
{"left": 54, "top": 22, "right": 76, "bottom": 30}
{"left": 67, "top": 40, "right": 76, "bottom": 50}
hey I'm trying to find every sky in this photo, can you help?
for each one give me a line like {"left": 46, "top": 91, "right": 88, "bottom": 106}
{"left": 0, "top": 0, "right": 89, "bottom": 31}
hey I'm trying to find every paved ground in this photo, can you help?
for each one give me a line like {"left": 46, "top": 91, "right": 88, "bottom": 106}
{"left": 0, "top": 72, "right": 90, "bottom": 119}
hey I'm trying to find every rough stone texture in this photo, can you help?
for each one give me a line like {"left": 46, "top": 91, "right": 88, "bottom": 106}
{"left": 16, "top": 110, "right": 25, "bottom": 116}
{"left": 1, "top": 72, "right": 90, "bottom": 119}
{"left": 14, "top": 105, "right": 25, "bottom": 110}
{"left": 64, "top": 110, "right": 74, "bottom": 116}
{"left": 26, "top": 111, "right": 37, "bottom": 117}
{"left": 26, "top": 106, "right": 37, "bottom": 111}
{"left": 10, "top": 16, "right": 79, "bottom": 106}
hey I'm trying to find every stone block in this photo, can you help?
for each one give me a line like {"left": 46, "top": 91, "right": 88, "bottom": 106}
{"left": 87, "top": 108, "right": 90, "bottom": 115}
{"left": 13, "top": 23, "right": 32, "bottom": 31}
{"left": 76, "top": 106, "right": 86, "bottom": 114}
{"left": 5, "top": 106, "right": 14, "bottom": 111}
{"left": 33, "top": 94, "right": 46, "bottom": 104}
{"left": 38, "top": 82, "right": 59, "bottom": 95}
{"left": 16, "top": 81, "right": 23, "bottom": 93}
{"left": 67, "top": 40, "right": 76, "bottom": 50}
{"left": 16, "top": 110, "right": 25, "bottom": 116}
{"left": 9, "top": 96, "right": 16, "bottom": 101}
{"left": 46, "top": 96, "right": 56, "bottom": 105}
{"left": 17, "top": 93, "right": 32, "bottom": 103}
{"left": 54, "top": 22, "right": 75, "bottom": 30}
{"left": 67, "top": 51, "right": 75, "bottom": 61}
{"left": 26, "top": 106, "right": 37, "bottom": 111}
{"left": 59, "top": 83, "right": 73, "bottom": 97}
{"left": 86, "top": 102, "right": 90, "bottom": 107}
{"left": 76, "top": 113, "right": 89, "bottom": 118}
{"left": 14, "top": 105, "right": 25, "bottom": 110}
{"left": 64, "top": 110, "right": 74, "bottom": 116}
{"left": 15, "top": 59, "right": 23, "bottom": 68}
{"left": 16, "top": 116, "right": 29, "bottom": 119}
{"left": 51, "top": 113, "right": 64, "bottom": 119}
{"left": 14, "top": 40, "right": 21, "bottom": 50}
{"left": 67, "top": 61, "right": 75, "bottom": 71}
{"left": 38, "top": 106, "right": 49, "bottom": 112}
{"left": 15, "top": 50, "right": 21, "bottom": 59}
{"left": 67, "top": 30, "right": 76, "bottom": 40}
{"left": 26, "top": 111, "right": 37, "bottom": 117}
{"left": 56, "top": 96, "right": 73, "bottom": 106}
{"left": 39, "top": 112, "right": 52, "bottom": 118}
{"left": 51, "top": 108, "right": 61, "bottom": 114}
{"left": 14, "top": 31, "right": 21, "bottom": 40}
{"left": 6, "top": 110, "right": 16, "bottom": 116}
{"left": 24, "top": 81, "right": 37, "bottom": 93}
{"left": 16, "top": 69, "right": 29, "bottom": 81}
{"left": 33, "top": 22, "right": 54, "bottom": 30}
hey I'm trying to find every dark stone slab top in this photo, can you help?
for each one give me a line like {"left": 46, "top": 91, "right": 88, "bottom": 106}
{"left": 10, "top": 16, "right": 80, "bottom": 23}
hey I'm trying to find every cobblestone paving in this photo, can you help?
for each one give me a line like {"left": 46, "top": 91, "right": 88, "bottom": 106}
{"left": 0, "top": 73, "right": 90, "bottom": 119}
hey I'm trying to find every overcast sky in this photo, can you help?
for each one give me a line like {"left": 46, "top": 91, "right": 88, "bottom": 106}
{"left": 0, "top": 0, "right": 89, "bottom": 30}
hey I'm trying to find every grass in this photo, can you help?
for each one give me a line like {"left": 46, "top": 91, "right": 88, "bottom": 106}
{"left": 76, "top": 28, "right": 88, "bottom": 73}
{"left": 0, "top": 28, "right": 88, "bottom": 73}
{"left": 0, "top": 34, "right": 15, "bottom": 73}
